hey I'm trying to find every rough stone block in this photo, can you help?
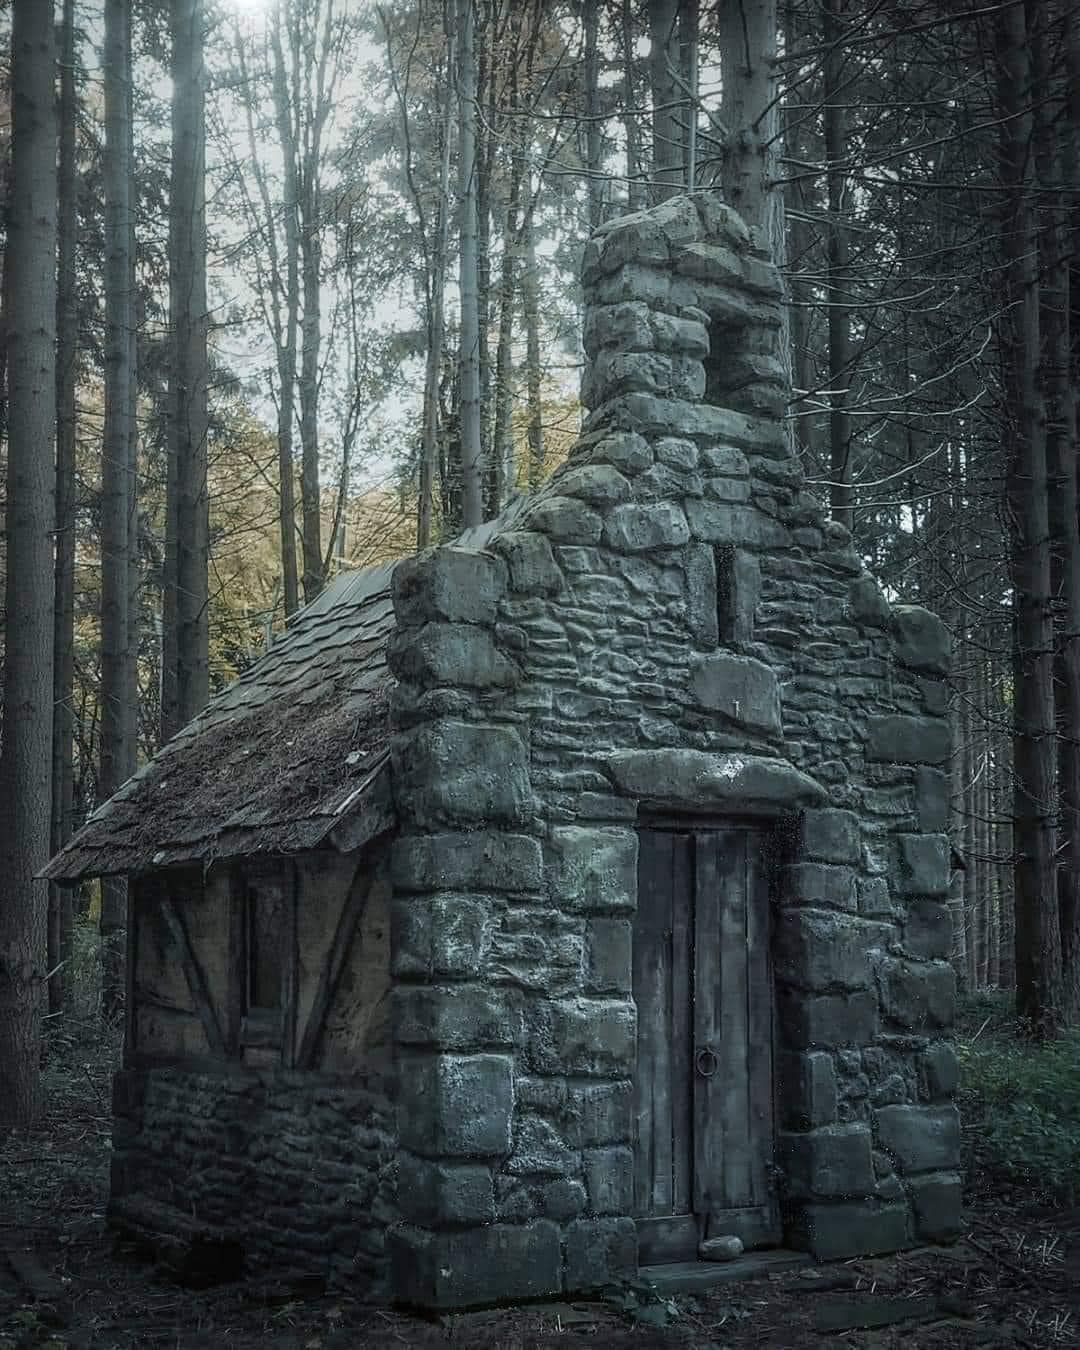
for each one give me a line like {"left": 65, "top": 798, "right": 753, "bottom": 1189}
{"left": 684, "top": 543, "right": 719, "bottom": 647}
{"left": 395, "top": 985, "right": 518, "bottom": 1051}
{"left": 529, "top": 998, "right": 636, "bottom": 1076}
{"left": 392, "top": 831, "right": 542, "bottom": 895}
{"left": 605, "top": 749, "right": 824, "bottom": 814}
{"left": 395, "top": 721, "right": 530, "bottom": 829}
{"left": 396, "top": 1157, "right": 495, "bottom": 1226}
{"left": 685, "top": 498, "right": 790, "bottom": 549}
{"left": 650, "top": 311, "right": 709, "bottom": 358}
{"left": 858, "top": 876, "right": 898, "bottom": 918}
{"left": 874, "top": 1105, "right": 960, "bottom": 1174}
{"left": 790, "top": 1201, "right": 912, "bottom": 1260}
{"left": 781, "top": 1124, "right": 875, "bottom": 1199}
{"left": 585, "top": 918, "right": 632, "bottom": 994}
{"left": 509, "top": 1115, "right": 576, "bottom": 1176}
{"left": 800, "top": 809, "right": 860, "bottom": 865}
{"left": 604, "top": 501, "right": 690, "bottom": 552}
{"left": 493, "top": 531, "right": 563, "bottom": 596}
{"left": 675, "top": 240, "right": 744, "bottom": 286}
{"left": 553, "top": 463, "right": 632, "bottom": 506}
{"left": 563, "top": 1217, "right": 637, "bottom": 1291}
{"left": 916, "top": 767, "right": 951, "bottom": 832}
{"left": 393, "top": 547, "right": 506, "bottom": 626}
{"left": 525, "top": 495, "right": 603, "bottom": 544}
{"left": 848, "top": 575, "right": 890, "bottom": 627}
{"left": 908, "top": 1172, "right": 963, "bottom": 1240}
{"left": 780, "top": 1051, "right": 838, "bottom": 1129}
{"left": 655, "top": 435, "right": 700, "bottom": 469}
{"left": 867, "top": 715, "right": 951, "bottom": 765}
{"left": 589, "top": 431, "right": 652, "bottom": 473}
{"left": 568, "top": 1080, "right": 633, "bottom": 1147}
{"left": 896, "top": 834, "right": 951, "bottom": 897}
{"left": 779, "top": 989, "right": 878, "bottom": 1049}
{"left": 878, "top": 958, "right": 955, "bottom": 1031}
{"left": 584, "top": 1147, "right": 634, "bottom": 1215}
{"left": 389, "top": 1220, "right": 561, "bottom": 1308}
{"left": 582, "top": 301, "right": 653, "bottom": 354}
{"left": 392, "top": 893, "right": 493, "bottom": 978}
{"left": 781, "top": 862, "right": 858, "bottom": 912}
{"left": 546, "top": 826, "right": 637, "bottom": 915}
{"left": 389, "top": 622, "right": 519, "bottom": 689}
{"left": 890, "top": 606, "right": 951, "bottom": 674}
{"left": 592, "top": 263, "right": 672, "bottom": 308}
{"left": 776, "top": 911, "right": 875, "bottom": 992}
{"left": 690, "top": 651, "right": 781, "bottom": 735}
{"left": 541, "top": 1179, "right": 587, "bottom": 1221}
{"left": 901, "top": 900, "right": 953, "bottom": 961}
{"left": 397, "top": 1053, "right": 514, "bottom": 1158}
{"left": 918, "top": 1042, "right": 958, "bottom": 1100}
{"left": 717, "top": 546, "right": 760, "bottom": 642}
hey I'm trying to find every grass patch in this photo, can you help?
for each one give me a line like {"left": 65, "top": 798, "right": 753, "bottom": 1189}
{"left": 957, "top": 990, "right": 1080, "bottom": 1203}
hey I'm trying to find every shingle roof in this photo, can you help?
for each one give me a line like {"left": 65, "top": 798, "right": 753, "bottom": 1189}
{"left": 44, "top": 561, "right": 399, "bottom": 882}
{"left": 44, "top": 500, "right": 533, "bottom": 884}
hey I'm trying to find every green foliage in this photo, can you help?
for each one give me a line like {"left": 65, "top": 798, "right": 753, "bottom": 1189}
{"left": 602, "top": 1277, "right": 680, "bottom": 1328}
{"left": 958, "top": 1005, "right": 1080, "bottom": 1203}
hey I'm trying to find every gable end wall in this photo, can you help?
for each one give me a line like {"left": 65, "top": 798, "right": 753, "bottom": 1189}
{"left": 386, "top": 193, "right": 959, "bottom": 1309}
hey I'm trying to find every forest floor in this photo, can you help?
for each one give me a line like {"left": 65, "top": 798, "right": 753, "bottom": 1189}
{"left": 0, "top": 1019, "right": 1077, "bottom": 1349}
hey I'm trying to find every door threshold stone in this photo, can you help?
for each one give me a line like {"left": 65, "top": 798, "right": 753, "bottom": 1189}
{"left": 639, "top": 1249, "right": 811, "bottom": 1293}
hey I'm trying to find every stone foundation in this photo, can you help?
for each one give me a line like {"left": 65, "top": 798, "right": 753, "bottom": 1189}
{"left": 110, "top": 1067, "right": 395, "bottom": 1293}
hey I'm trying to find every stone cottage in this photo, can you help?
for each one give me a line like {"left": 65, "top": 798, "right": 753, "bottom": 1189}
{"left": 46, "top": 190, "right": 960, "bottom": 1309}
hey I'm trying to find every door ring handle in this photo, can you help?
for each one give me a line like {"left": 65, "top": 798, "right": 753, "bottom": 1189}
{"left": 695, "top": 1046, "right": 719, "bottom": 1078}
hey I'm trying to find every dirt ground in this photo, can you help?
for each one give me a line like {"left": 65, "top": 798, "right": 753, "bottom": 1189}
{"left": 1, "top": 1027, "right": 1077, "bottom": 1349}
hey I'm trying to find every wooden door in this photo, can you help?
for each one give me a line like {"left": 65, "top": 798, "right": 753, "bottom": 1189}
{"left": 633, "top": 825, "right": 779, "bottom": 1264}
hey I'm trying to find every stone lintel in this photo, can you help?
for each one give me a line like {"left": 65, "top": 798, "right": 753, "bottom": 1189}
{"left": 604, "top": 749, "right": 824, "bottom": 816}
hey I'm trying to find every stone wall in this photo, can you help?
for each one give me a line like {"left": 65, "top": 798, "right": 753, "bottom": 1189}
{"left": 386, "top": 192, "right": 959, "bottom": 1309}
{"left": 111, "top": 1067, "right": 395, "bottom": 1293}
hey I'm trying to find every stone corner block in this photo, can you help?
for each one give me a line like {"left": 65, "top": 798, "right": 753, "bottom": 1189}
{"left": 908, "top": 1172, "right": 963, "bottom": 1241}
{"left": 393, "top": 720, "right": 530, "bottom": 829}
{"left": 781, "top": 1123, "right": 875, "bottom": 1200}
{"left": 396, "top": 1156, "right": 495, "bottom": 1227}
{"left": 779, "top": 1051, "right": 838, "bottom": 1130}
{"left": 389, "top": 1219, "right": 561, "bottom": 1309}
{"left": 877, "top": 957, "right": 956, "bottom": 1031}
{"left": 690, "top": 651, "right": 781, "bottom": 736}
{"left": 776, "top": 910, "right": 873, "bottom": 993}
{"left": 789, "top": 1200, "right": 912, "bottom": 1260}
{"left": 873, "top": 1105, "right": 960, "bottom": 1175}
{"left": 547, "top": 826, "right": 638, "bottom": 914}
{"left": 867, "top": 715, "right": 950, "bottom": 766}
{"left": 397, "top": 1052, "right": 514, "bottom": 1158}
{"left": 890, "top": 605, "right": 951, "bottom": 675}
{"left": 896, "top": 833, "right": 951, "bottom": 897}
{"left": 491, "top": 530, "right": 564, "bottom": 596}
{"left": 392, "top": 831, "right": 542, "bottom": 895}
{"left": 524, "top": 495, "right": 603, "bottom": 544}
{"left": 563, "top": 1217, "right": 637, "bottom": 1291}
{"left": 393, "top": 547, "right": 507, "bottom": 626}
{"left": 388, "top": 621, "right": 519, "bottom": 690}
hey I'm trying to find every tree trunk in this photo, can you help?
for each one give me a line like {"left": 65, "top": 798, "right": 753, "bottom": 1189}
{"left": 1001, "top": 1, "right": 1061, "bottom": 1034}
{"left": 584, "top": 0, "right": 603, "bottom": 227}
{"left": 418, "top": 75, "right": 453, "bottom": 549}
{"left": 169, "top": 0, "right": 210, "bottom": 734}
{"left": 0, "top": 0, "right": 58, "bottom": 1129}
{"left": 822, "top": 0, "right": 853, "bottom": 531}
{"left": 648, "top": 0, "right": 681, "bottom": 201}
{"left": 51, "top": 0, "right": 79, "bottom": 1016}
{"left": 718, "top": 0, "right": 781, "bottom": 249}
{"left": 493, "top": 65, "right": 524, "bottom": 513}
{"left": 297, "top": 6, "right": 324, "bottom": 607}
{"left": 522, "top": 181, "right": 544, "bottom": 490}
{"left": 621, "top": 0, "right": 646, "bottom": 211}
{"left": 101, "top": 0, "right": 137, "bottom": 1015}
{"left": 1049, "top": 3, "right": 1080, "bottom": 1021}
{"left": 457, "top": 0, "right": 483, "bottom": 527}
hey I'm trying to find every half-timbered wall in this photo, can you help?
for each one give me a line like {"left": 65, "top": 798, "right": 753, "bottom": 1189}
{"left": 386, "top": 192, "right": 960, "bottom": 1309}
{"left": 112, "top": 845, "right": 396, "bottom": 1290}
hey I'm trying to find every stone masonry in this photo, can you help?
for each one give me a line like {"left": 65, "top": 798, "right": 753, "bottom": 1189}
{"left": 385, "top": 192, "right": 959, "bottom": 1308}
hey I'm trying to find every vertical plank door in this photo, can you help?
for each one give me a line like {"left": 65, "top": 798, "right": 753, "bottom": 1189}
{"left": 633, "top": 825, "right": 778, "bottom": 1264}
